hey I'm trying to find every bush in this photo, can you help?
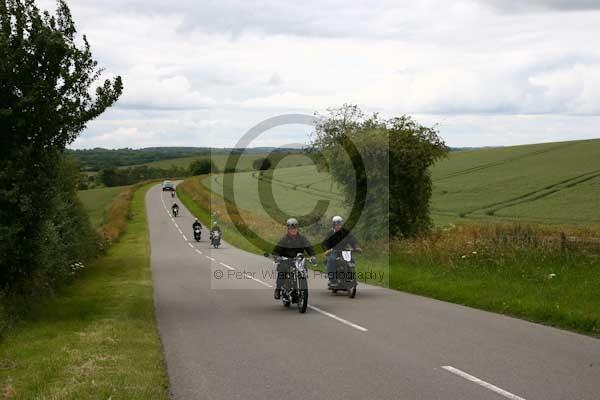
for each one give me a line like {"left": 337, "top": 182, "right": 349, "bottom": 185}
{"left": 252, "top": 157, "right": 272, "bottom": 171}
{"left": 189, "top": 158, "right": 219, "bottom": 176}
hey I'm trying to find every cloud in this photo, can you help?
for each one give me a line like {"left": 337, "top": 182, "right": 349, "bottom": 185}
{"left": 33, "top": 0, "right": 600, "bottom": 149}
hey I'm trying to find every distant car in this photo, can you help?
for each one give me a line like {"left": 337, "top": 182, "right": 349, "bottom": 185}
{"left": 162, "top": 180, "right": 175, "bottom": 191}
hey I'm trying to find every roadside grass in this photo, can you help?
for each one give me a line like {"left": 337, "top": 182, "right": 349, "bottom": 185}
{"left": 78, "top": 186, "right": 126, "bottom": 228}
{"left": 0, "top": 184, "right": 168, "bottom": 399}
{"left": 387, "top": 224, "right": 600, "bottom": 335}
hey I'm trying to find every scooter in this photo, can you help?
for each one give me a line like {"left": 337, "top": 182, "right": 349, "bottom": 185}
{"left": 328, "top": 248, "right": 359, "bottom": 298}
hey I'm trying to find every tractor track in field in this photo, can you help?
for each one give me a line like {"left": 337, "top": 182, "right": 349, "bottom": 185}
{"left": 436, "top": 142, "right": 579, "bottom": 182}
{"left": 456, "top": 169, "right": 600, "bottom": 219}
{"left": 252, "top": 171, "right": 345, "bottom": 202}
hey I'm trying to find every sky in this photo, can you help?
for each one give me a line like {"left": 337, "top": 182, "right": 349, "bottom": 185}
{"left": 37, "top": 0, "right": 600, "bottom": 149}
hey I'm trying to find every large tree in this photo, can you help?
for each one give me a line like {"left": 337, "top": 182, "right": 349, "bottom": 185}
{"left": 311, "top": 105, "right": 448, "bottom": 239}
{"left": 0, "top": 0, "right": 122, "bottom": 293}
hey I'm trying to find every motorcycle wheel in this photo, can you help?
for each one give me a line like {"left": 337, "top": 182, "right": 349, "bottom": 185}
{"left": 297, "top": 279, "right": 308, "bottom": 313}
{"left": 349, "top": 286, "right": 356, "bottom": 298}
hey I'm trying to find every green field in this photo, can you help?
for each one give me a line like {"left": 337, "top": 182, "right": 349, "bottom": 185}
{"left": 430, "top": 139, "right": 600, "bottom": 225}
{"left": 205, "top": 138, "right": 600, "bottom": 226}
{"left": 135, "top": 152, "right": 315, "bottom": 172}
{"left": 205, "top": 165, "right": 346, "bottom": 220}
{"left": 78, "top": 186, "right": 126, "bottom": 228}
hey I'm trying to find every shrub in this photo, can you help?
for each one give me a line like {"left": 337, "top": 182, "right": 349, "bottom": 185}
{"left": 189, "top": 158, "right": 219, "bottom": 176}
{"left": 252, "top": 157, "right": 272, "bottom": 171}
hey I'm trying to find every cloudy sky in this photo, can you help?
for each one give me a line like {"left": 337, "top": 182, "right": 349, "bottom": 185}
{"left": 39, "top": 0, "right": 600, "bottom": 148}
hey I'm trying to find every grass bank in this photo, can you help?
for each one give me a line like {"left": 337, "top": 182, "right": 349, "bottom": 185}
{"left": 78, "top": 186, "right": 127, "bottom": 228}
{"left": 0, "top": 183, "right": 168, "bottom": 399}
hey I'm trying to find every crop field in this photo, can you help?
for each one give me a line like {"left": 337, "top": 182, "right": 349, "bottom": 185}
{"left": 204, "top": 138, "right": 600, "bottom": 226}
{"left": 134, "top": 152, "right": 314, "bottom": 172}
{"left": 78, "top": 186, "right": 126, "bottom": 227}
{"left": 204, "top": 164, "right": 347, "bottom": 221}
{"left": 430, "top": 139, "right": 600, "bottom": 225}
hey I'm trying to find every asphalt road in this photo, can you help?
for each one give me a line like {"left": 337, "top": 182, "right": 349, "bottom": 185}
{"left": 148, "top": 184, "right": 600, "bottom": 400}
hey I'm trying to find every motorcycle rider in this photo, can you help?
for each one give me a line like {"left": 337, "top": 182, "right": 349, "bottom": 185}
{"left": 192, "top": 218, "right": 202, "bottom": 232}
{"left": 171, "top": 202, "right": 179, "bottom": 216}
{"left": 171, "top": 190, "right": 175, "bottom": 198}
{"left": 209, "top": 221, "right": 222, "bottom": 239}
{"left": 272, "top": 218, "right": 316, "bottom": 300}
{"left": 322, "top": 216, "right": 361, "bottom": 286}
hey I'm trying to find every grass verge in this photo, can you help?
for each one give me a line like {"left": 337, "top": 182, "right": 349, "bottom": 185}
{"left": 0, "top": 183, "right": 168, "bottom": 399}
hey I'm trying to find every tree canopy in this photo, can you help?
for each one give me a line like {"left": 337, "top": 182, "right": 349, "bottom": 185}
{"left": 311, "top": 104, "right": 448, "bottom": 238}
{"left": 0, "top": 0, "right": 122, "bottom": 297}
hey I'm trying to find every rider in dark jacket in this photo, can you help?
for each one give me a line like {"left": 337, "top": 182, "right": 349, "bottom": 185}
{"left": 172, "top": 203, "right": 179, "bottom": 215}
{"left": 192, "top": 218, "right": 202, "bottom": 231}
{"left": 322, "top": 216, "right": 360, "bottom": 286}
{"left": 272, "top": 218, "right": 316, "bottom": 299}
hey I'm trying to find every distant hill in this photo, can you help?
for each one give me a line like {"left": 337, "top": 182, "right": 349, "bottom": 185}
{"left": 67, "top": 147, "right": 302, "bottom": 171}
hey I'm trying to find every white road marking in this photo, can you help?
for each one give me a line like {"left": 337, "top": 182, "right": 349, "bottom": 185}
{"left": 195, "top": 249, "right": 203, "bottom": 255}
{"left": 244, "top": 273, "right": 272, "bottom": 288}
{"left": 182, "top": 234, "right": 188, "bottom": 241}
{"left": 188, "top": 243, "right": 194, "bottom": 248}
{"left": 219, "top": 262, "right": 235, "bottom": 271}
{"left": 308, "top": 305, "right": 368, "bottom": 332}
{"left": 174, "top": 223, "right": 179, "bottom": 229}
{"left": 177, "top": 228, "right": 183, "bottom": 234}
{"left": 206, "top": 256, "right": 216, "bottom": 261}
{"left": 441, "top": 366, "right": 526, "bottom": 400}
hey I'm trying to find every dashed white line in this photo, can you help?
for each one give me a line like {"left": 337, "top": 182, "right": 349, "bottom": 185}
{"left": 182, "top": 234, "right": 188, "bottom": 241}
{"left": 188, "top": 242, "right": 194, "bottom": 248}
{"left": 174, "top": 223, "right": 179, "bottom": 229}
{"left": 308, "top": 305, "right": 368, "bottom": 332}
{"left": 206, "top": 256, "right": 216, "bottom": 261}
{"left": 441, "top": 366, "right": 526, "bottom": 400}
{"left": 244, "top": 273, "right": 272, "bottom": 288}
{"left": 219, "top": 262, "right": 235, "bottom": 271}
{"left": 195, "top": 249, "right": 203, "bottom": 255}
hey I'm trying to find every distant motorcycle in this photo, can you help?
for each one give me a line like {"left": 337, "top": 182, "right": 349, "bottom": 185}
{"left": 193, "top": 226, "right": 202, "bottom": 242}
{"left": 210, "top": 231, "right": 221, "bottom": 248}
{"left": 171, "top": 191, "right": 175, "bottom": 199}
{"left": 266, "top": 253, "right": 310, "bottom": 313}
{"left": 328, "top": 249, "right": 359, "bottom": 298}
{"left": 172, "top": 207, "right": 179, "bottom": 217}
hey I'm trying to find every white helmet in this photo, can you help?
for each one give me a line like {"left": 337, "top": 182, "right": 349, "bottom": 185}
{"left": 286, "top": 218, "right": 298, "bottom": 228}
{"left": 332, "top": 216, "right": 343, "bottom": 225}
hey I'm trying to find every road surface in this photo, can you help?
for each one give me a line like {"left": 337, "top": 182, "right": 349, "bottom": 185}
{"left": 148, "top": 184, "right": 599, "bottom": 400}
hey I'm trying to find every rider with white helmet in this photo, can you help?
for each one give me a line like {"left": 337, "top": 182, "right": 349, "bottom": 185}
{"left": 322, "top": 216, "right": 361, "bottom": 286}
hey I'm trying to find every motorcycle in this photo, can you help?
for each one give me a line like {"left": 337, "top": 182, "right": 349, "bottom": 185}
{"left": 328, "top": 248, "right": 359, "bottom": 298}
{"left": 193, "top": 226, "right": 202, "bottom": 242}
{"left": 171, "top": 191, "right": 175, "bottom": 199}
{"left": 172, "top": 207, "right": 179, "bottom": 217}
{"left": 266, "top": 253, "right": 311, "bottom": 313}
{"left": 210, "top": 231, "right": 221, "bottom": 248}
